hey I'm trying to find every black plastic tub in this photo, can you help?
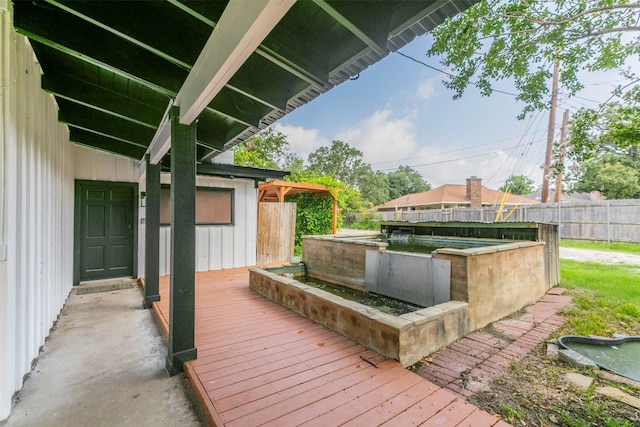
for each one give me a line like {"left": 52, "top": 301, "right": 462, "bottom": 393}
{"left": 558, "top": 335, "right": 640, "bottom": 381}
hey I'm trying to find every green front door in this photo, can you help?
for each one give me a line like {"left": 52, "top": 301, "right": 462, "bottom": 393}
{"left": 78, "top": 182, "right": 135, "bottom": 282}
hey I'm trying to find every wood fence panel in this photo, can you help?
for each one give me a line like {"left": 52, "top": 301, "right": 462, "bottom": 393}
{"left": 538, "top": 224, "right": 560, "bottom": 288}
{"left": 257, "top": 202, "right": 296, "bottom": 264}
{"left": 379, "top": 200, "right": 640, "bottom": 242}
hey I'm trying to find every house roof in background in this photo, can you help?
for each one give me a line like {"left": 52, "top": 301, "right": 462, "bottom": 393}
{"left": 12, "top": 0, "right": 476, "bottom": 166}
{"left": 379, "top": 184, "right": 539, "bottom": 209}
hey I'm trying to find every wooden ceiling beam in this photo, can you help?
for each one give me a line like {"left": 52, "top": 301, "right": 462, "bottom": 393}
{"left": 312, "top": 0, "right": 387, "bottom": 56}
{"left": 176, "top": 0, "right": 295, "bottom": 125}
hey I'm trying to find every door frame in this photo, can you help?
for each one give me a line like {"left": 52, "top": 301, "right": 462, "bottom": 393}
{"left": 73, "top": 180, "right": 139, "bottom": 285}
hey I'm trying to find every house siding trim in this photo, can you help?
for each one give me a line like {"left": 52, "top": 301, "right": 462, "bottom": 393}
{"left": 0, "top": 13, "right": 75, "bottom": 420}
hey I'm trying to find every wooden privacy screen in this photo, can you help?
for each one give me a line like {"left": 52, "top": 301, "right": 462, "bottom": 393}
{"left": 257, "top": 202, "right": 296, "bottom": 264}
{"left": 160, "top": 187, "right": 233, "bottom": 225}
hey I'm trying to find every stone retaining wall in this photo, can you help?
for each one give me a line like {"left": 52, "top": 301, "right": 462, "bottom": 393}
{"left": 433, "top": 241, "right": 547, "bottom": 330}
{"left": 250, "top": 268, "right": 469, "bottom": 367}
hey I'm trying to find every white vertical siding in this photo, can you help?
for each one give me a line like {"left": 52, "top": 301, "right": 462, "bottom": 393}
{"left": 150, "top": 174, "right": 257, "bottom": 276}
{"left": 0, "top": 12, "right": 75, "bottom": 421}
{"left": 73, "top": 144, "right": 139, "bottom": 183}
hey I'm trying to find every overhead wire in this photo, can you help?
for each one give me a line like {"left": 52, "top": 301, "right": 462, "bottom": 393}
{"left": 392, "top": 49, "right": 585, "bottom": 188}
{"left": 395, "top": 50, "right": 520, "bottom": 97}
{"left": 485, "top": 109, "right": 546, "bottom": 186}
{"left": 370, "top": 130, "right": 547, "bottom": 166}
{"left": 378, "top": 141, "right": 541, "bottom": 171}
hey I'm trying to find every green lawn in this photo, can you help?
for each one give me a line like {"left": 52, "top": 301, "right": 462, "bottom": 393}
{"left": 560, "top": 239, "right": 640, "bottom": 255}
{"left": 560, "top": 260, "right": 640, "bottom": 337}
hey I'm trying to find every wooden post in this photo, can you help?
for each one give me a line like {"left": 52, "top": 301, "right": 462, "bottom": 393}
{"left": 541, "top": 57, "right": 560, "bottom": 204}
{"left": 331, "top": 195, "right": 338, "bottom": 235}
{"left": 166, "top": 106, "right": 197, "bottom": 376}
{"left": 143, "top": 154, "right": 161, "bottom": 309}
{"left": 554, "top": 110, "right": 570, "bottom": 203}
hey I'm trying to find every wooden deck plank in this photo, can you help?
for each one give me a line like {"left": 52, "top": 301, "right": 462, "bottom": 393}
{"left": 192, "top": 330, "right": 346, "bottom": 374}
{"left": 378, "top": 388, "right": 459, "bottom": 426}
{"left": 258, "top": 362, "right": 410, "bottom": 426}
{"left": 200, "top": 338, "right": 360, "bottom": 386}
{"left": 218, "top": 351, "right": 379, "bottom": 420}
{"left": 154, "top": 268, "right": 506, "bottom": 427}
{"left": 191, "top": 329, "right": 341, "bottom": 371}
{"left": 203, "top": 342, "right": 365, "bottom": 397}
{"left": 300, "top": 367, "right": 426, "bottom": 426}
{"left": 224, "top": 361, "right": 393, "bottom": 426}
{"left": 340, "top": 379, "right": 441, "bottom": 427}
{"left": 457, "top": 409, "right": 502, "bottom": 427}
{"left": 420, "top": 398, "right": 478, "bottom": 426}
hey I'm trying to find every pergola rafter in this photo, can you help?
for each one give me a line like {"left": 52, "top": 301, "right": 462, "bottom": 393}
{"left": 259, "top": 180, "right": 344, "bottom": 234}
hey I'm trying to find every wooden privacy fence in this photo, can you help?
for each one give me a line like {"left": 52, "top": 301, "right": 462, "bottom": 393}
{"left": 377, "top": 200, "right": 640, "bottom": 243}
{"left": 257, "top": 202, "right": 296, "bottom": 264}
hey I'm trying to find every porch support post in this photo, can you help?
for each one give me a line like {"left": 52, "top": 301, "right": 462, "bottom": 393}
{"left": 143, "top": 154, "right": 161, "bottom": 309}
{"left": 166, "top": 106, "right": 197, "bottom": 376}
{"left": 331, "top": 194, "right": 338, "bottom": 235}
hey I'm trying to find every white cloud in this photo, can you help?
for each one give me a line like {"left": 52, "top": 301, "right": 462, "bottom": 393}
{"left": 272, "top": 123, "right": 330, "bottom": 159}
{"left": 275, "top": 106, "right": 543, "bottom": 191}
{"left": 335, "top": 109, "right": 420, "bottom": 167}
{"left": 416, "top": 78, "right": 438, "bottom": 101}
{"left": 384, "top": 143, "right": 543, "bottom": 189}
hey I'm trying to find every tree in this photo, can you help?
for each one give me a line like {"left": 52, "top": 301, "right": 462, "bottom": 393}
{"left": 233, "top": 128, "right": 301, "bottom": 169}
{"left": 287, "top": 175, "right": 345, "bottom": 253}
{"left": 387, "top": 165, "right": 431, "bottom": 200}
{"left": 358, "top": 169, "right": 390, "bottom": 206}
{"left": 307, "top": 140, "right": 371, "bottom": 190}
{"left": 567, "top": 86, "right": 640, "bottom": 198}
{"left": 307, "top": 139, "right": 392, "bottom": 207}
{"left": 428, "top": 0, "right": 640, "bottom": 118}
{"left": 570, "top": 153, "right": 640, "bottom": 199}
{"left": 499, "top": 174, "right": 535, "bottom": 195}
{"left": 568, "top": 86, "right": 640, "bottom": 163}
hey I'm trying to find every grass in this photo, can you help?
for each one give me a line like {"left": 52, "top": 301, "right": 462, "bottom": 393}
{"left": 499, "top": 403, "right": 524, "bottom": 423}
{"left": 483, "top": 256, "right": 640, "bottom": 427}
{"left": 560, "top": 260, "right": 640, "bottom": 337}
{"left": 561, "top": 260, "right": 640, "bottom": 302}
{"left": 560, "top": 239, "right": 640, "bottom": 255}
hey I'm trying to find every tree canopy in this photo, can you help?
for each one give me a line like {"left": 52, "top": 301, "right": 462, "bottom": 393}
{"left": 570, "top": 153, "right": 640, "bottom": 199}
{"left": 233, "top": 128, "right": 301, "bottom": 170}
{"left": 428, "top": 0, "right": 640, "bottom": 118}
{"left": 307, "top": 140, "right": 371, "bottom": 190}
{"left": 498, "top": 174, "right": 536, "bottom": 195}
{"left": 233, "top": 131, "right": 434, "bottom": 230}
{"left": 569, "top": 86, "right": 640, "bottom": 162}
{"left": 567, "top": 87, "right": 640, "bottom": 199}
{"left": 387, "top": 165, "right": 432, "bottom": 200}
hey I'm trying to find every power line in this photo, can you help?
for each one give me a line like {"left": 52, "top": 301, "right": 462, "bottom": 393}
{"left": 395, "top": 51, "right": 520, "bottom": 97}
{"left": 370, "top": 130, "right": 547, "bottom": 166}
{"left": 485, "top": 110, "right": 546, "bottom": 186}
{"left": 378, "top": 141, "right": 539, "bottom": 171}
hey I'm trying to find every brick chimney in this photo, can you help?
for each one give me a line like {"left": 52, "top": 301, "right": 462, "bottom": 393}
{"left": 466, "top": 176, "right": 482, "bottom": 208}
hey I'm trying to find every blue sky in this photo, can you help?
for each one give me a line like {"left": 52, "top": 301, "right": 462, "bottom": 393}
{"left": 272, "top": 34, "right": 628, "bottom": 189}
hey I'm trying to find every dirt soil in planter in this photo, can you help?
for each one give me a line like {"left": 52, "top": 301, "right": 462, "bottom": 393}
{"left": 468, "top": 345, "right": 640, "bottom": 426}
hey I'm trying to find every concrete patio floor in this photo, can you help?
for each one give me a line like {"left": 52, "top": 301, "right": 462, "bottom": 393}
{"left": 1, "top": 280, "right": 205, "bottom": 427}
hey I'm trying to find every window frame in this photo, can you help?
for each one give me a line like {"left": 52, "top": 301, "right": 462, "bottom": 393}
{"left": 159, "top": 185, "right": 234, "bottom": 226}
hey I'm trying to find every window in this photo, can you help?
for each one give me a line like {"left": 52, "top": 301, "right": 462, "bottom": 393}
{"left": 160, "top": 186, "right": 234, "bottom": 225}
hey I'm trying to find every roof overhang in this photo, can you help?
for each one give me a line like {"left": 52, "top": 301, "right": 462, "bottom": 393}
{"left": 11, "top": 0, "right": 477, "bottom": 166}
{"left": 197, "top": 163, "right": 289, "bottom": 184}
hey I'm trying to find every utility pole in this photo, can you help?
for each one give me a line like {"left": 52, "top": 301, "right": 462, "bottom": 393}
{"left": 541, "top": 58, "right": 560, "bottom": 204}
{"left": 554, "top": 109, "right": 570, "bottom": 203}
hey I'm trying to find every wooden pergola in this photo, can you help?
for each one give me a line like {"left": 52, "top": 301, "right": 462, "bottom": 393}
{"left": 258, "top": 180, "right": 344, "bottom": 234}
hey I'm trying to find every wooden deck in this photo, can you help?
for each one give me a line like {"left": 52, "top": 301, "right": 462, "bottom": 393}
{"left": 153, "top": 268, "right": 508, "bottom": 427}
